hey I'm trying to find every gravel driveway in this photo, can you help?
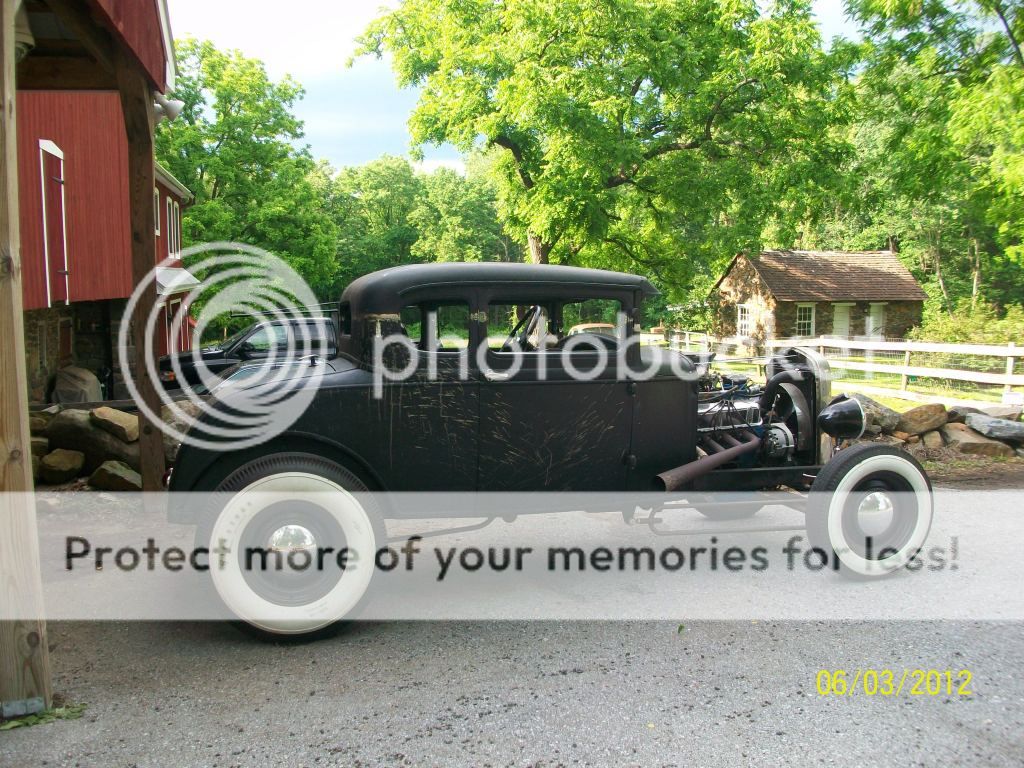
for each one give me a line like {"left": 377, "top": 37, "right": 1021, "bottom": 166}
{"left": 2, "top": 619, "right": 1022, "bottom": 767}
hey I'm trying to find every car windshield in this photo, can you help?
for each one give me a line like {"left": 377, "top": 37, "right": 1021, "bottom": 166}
{"left": 212, "top": 326, "right": 251, "bottom": 351}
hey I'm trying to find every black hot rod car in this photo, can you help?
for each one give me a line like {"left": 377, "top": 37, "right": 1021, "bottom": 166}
{"left": 168, "top": 263, "right": 933, "bottom": 636}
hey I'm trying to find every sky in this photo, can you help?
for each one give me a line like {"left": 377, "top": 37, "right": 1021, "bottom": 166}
{"left": 166, "top": 0, "right": 859, "bottom": 173}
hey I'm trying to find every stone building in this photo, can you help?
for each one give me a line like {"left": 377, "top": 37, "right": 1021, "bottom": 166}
{"left": 710, "top": 250, "right": 927, "bottom": 344}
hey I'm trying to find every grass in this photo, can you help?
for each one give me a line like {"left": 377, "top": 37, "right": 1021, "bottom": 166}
{"left": 0, "top": 703, "right": 86, "bottom": 731}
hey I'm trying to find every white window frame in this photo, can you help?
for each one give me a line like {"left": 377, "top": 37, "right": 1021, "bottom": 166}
{"left": 165, "top": 197, "right": 174, "bottom": 257}
{"left": 154, "top": 188, "right": 161, "bottom": 235}
{"left": 173, "top": 200, "right": 181, "bottom": 256}
{"left": 795, "top": 303, "right": 816, "bottom": 337}
{"left": 736, "top": 304, "right": 752, "bottom": 337}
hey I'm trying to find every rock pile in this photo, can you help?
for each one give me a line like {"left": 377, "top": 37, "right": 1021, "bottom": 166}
{"left": 848, "top": 394, "right": 1022, "bottom": 458}
{"left": 30, "top": 403, "right": 194, "bottom": 490}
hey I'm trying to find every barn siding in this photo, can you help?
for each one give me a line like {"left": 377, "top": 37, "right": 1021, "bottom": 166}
{"left": 91, "top": 0, "right": 168, "bottom": 92}
{"left": 17, "top": 90, "right": 132, "bottom": 309}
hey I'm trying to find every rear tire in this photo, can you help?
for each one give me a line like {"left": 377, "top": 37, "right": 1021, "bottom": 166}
{"left": 195, "top": 452, "right": 384, "bottom": 641}
{"left": 805, "top": 444, "right": 932, "bottom": 579}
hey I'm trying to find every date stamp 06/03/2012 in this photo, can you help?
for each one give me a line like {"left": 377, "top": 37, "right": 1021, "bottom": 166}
{"left": 816, "top": 669, "right": 973, "bottom": 697}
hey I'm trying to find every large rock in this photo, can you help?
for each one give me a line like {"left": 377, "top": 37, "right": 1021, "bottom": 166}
{"left": 90, "top": 406, "right": 139, "bottom": 443}
{"left": 161, "top": 401, "right": 201, "bottom": 465}
{"left": 896, "top": 403, "right": 947, "bottom": 436}
{"left": 922, "top": 430, "right": 944, "bottom": 451}
{"left": 29, "top": 416, "right": 49, "bottom": 435}
{"left": 30, "top": 436, "right": 49, "bottom": 457}
{"left": 850, "top": 394, "right": 900, "bottom": 434}
{"left": 940, "top": 423, "right": 1014, "bottom": 457}
{"left": 982, "top": 405, "right": 1022, "bottom": 422}
{"left": 88, "top": 460, "right": 142, "bottom": 492}
{"left": 40, "top": 448, "right": 85, "bottom": 484}
{"left": 965, "top": 413, "right": 1024, "bottom": 446}
{"left": 946, "top": 405, "right": 984, "bottom": 424}
{"left": 45, "top": 409, "right": 140, "bottom": 473}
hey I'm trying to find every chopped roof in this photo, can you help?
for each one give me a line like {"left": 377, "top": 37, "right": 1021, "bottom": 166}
{"left": 741, "top": 250, "right": 927, "bottom": 302}
{"left": 342, "top": 262, "right": 658, "bottom": 314}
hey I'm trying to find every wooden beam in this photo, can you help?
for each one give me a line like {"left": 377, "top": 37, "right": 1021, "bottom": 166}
{"left": 41, "top": 0, "right": 115, "bottom": 73}
{"left": 114, "top": 45, "right": 165, "bottom": 491}
{"left": 0, "top": 0, "right": 53, "bottom": 715}
{"left": 17, "top": 54, "right": 117, "bottom": 90}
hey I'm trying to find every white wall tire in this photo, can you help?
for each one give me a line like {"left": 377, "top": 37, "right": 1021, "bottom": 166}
{"left": 806, "top": 444, "right": 932, "bottom": 578}
{"left": 197, "top": 453, "right": 382, "bottom": 638}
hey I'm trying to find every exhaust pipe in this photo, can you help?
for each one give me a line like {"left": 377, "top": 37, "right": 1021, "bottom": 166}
{"left": 653, "top": 431, "right": 762, "bottom": 492}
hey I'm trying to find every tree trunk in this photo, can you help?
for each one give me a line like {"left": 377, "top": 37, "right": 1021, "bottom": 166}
{"left": 933, "top": 233, "right": 952, "bottom": 317}
{"left": 971, "top": 238, "right": 981, "bottom": 309}
{"left": 527, "top": 233, "right": 551, "bottom": 265}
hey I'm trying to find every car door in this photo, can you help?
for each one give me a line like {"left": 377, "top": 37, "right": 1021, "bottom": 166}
{"left": 377, "top": 301, "right": 480, "bottom": 491}
{"left": 476, "top": 295, "right": 634, "bottom": 491}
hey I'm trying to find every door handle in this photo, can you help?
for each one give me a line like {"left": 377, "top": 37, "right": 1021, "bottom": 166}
{"left": 484, "top": 370, "right": 511, "bottom": 382}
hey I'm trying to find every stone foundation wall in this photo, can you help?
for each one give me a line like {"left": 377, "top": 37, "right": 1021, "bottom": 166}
{"left": 23, "top": 299, "right": 128, "bottom": 403}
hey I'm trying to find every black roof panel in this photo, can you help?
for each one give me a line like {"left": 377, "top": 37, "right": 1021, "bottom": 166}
{"left": 342, "top": 262, "right": 658, "bottom": 314}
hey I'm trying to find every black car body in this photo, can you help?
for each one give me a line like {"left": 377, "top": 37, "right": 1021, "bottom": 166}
{"left": 169, "top": 263, "right": 832, "bottom": 499}
{"left": 167, "top": 262, "right": 933, "bottom": 636}
{"left": 157, "top": 316, "right": 337, "bottom": 389}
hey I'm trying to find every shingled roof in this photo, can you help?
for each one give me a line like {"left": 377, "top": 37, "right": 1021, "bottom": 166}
{"left": 739, "top": 250, "right": 927, "bottom": 302}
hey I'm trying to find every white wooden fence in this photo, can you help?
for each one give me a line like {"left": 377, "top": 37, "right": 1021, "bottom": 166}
{"left": 667, "top": 331, "right": 1022, "bottom": 403}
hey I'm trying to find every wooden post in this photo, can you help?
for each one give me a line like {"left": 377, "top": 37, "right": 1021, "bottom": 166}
{"left": 1006, "top": 342, "right": 1016, "bottom": 396}
{"left": 0, "top": 0, "right": 52, "bottom": 714}
{"left": 115, "top": 49, "right": 165, "bottom": 491}
{"left": 901, "top": 349, "right": 911, "bottom": 391}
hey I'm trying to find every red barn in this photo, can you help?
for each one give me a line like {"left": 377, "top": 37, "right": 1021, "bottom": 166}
{"left": 15, "top": 1, "right": 196, "bottom": 402}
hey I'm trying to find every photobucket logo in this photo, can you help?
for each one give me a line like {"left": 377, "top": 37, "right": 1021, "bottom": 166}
{"left": 118, "top": 242, "right": 324, "bottom": 451}
{"left": 370, "top": 315, "right": 703, "bottom": 398}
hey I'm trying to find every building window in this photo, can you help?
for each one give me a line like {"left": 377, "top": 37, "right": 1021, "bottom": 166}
{"left": 166, "top": 198, "right": 173, "bottom": 256}
{"left": 796, "top": 304, "right": 816, "bottom": 337}
{"left": 736, "top": 304, "right": 752, "bottom": 337}
{"left": 154, "top": 189, "right": 160, "bottom": 235}
{"left": 173, "top": 200, "right": 181, "bottom": 256}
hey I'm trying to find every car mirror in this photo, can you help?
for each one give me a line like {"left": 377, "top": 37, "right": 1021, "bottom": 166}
{"left": 237, "top": 341, "right": 255, "bottom": 359}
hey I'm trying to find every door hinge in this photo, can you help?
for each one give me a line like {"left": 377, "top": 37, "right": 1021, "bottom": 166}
{"left": 626, "top": 381, "right": 637, "bottom": 396}
{"left": 621, "top": 451, "right": 637, "bottom": 469}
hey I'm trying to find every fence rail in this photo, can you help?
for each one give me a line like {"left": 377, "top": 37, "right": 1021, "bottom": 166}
{"left": 668, "top": 331, "right": 1022, "bottom": 401}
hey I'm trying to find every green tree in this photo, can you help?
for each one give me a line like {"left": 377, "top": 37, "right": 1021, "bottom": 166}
{"left": 357, "top": 0, "right": 844, "bottom": 297}
{"left": 833, "top": 0, "right": 1024, "bottom": 311}
{"left": 327, "top": 155, "right": 425, "bottom": 291}
{"left": 156, "top": 39, "right": 339, "bottom": 296}
{"left": 409, "top": 164, "right": 521, "bottom": 262}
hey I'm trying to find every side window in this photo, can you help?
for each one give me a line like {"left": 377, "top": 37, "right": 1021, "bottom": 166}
{"left": 435, "top": 304, "right": 470, "bottom": 350}
{"left": 400, "top": 306, "right": 423, "bottom": 345}
{"left": 559, "top": 298, "right": 624, "bottom": 341}
{"left": 245, "top": 324, "right": 289, "bottom": 353}
{"left": 338, "top": 304, "right": 352, "bottom": 336}
{"left": 294, "top": 320, "right": 335, "bottom": 355}
{"left": 399, "top": 303, "right": 470, "bottom": 352}
{"left": 487, "top": 303, "right": 552, "bottom": 351}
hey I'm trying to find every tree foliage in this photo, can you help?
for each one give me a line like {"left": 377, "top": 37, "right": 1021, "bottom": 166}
{"left": 799, "top": 0, "right": 1024, "bottom": 314}
{"left": 357, "top": 0, "right": 846, "bottom": 298}
{"left": 155, "top": 39, "right": 339, "bottom": 295}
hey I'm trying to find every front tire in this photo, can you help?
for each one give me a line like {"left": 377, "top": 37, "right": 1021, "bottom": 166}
{"left": 196, "top": 452, "right": 383, "bottom": 639}
{"left": 805, "top": 444, "right": 932, "bottom": 578}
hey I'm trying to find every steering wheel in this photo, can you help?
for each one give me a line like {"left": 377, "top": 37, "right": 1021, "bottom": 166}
{"left": 501, "top": 306, "right": 540, "bottom": 352}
